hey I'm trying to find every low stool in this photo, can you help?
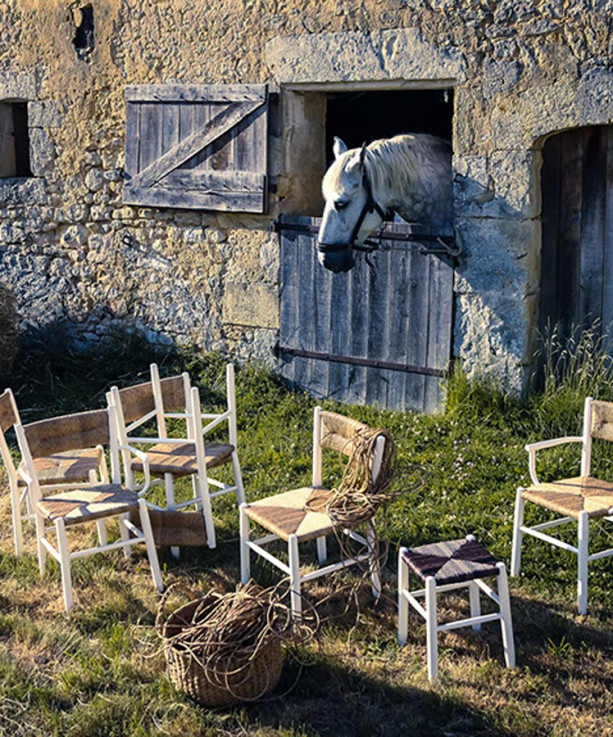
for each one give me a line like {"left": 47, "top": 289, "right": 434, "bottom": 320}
{"left": 398, "top": 535, "right": 516, "bottom": 682}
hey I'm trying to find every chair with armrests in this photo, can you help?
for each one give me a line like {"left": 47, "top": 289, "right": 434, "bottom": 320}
{"left": 512, "top": 396, "right": 613, "bottom": 614}
{"left": 239, "top": 407, "right": 386, "bottom": 616}
{"left": 107, "top": 363, "right": 245, "bottom": 553}
{"left": 0, "top": 388, "right": 110, "bottom": 557}
{"left": 15, "top": 405, "right": 163, "bottom": 612}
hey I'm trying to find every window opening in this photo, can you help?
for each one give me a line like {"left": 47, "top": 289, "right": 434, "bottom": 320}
{"left": 325, "top": 88, "right": 453, "bottom": 166}
{"left": 72, "top": 4, "right": 94, "bottom": 59}
{"left": 0, "top": 102, "right": 32, "bottom": 178}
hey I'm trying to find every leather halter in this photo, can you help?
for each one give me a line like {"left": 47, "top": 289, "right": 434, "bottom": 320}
{"left": 317, "top": 144, "right": 389, "bottom": 255}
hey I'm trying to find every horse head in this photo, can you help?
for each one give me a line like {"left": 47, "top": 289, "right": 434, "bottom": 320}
{"left": 317, "top": 137, "right": 388, "bottom": 273}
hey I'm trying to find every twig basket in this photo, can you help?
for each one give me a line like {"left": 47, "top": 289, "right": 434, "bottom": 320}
{"left": 157, "top": 585, "right": 283, "bottom": 707}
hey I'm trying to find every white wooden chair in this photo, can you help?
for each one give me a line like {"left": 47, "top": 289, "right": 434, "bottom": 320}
{"left": 15, "top": 406, "right": 163, "bottom": 612}
{"left": 107, "top": 363, "right": 245, "bottom": 553}
{"left": 0, "top": 388, "right": 110, "bottom": 557}
{"left": 398, "top": 535, "right": 515, "bottom": 682}
{"left": 512, "top": 396, "right": 613, "bottom": 614}
{"left": 239, "top": 407, "right": 385, "bottom": 616}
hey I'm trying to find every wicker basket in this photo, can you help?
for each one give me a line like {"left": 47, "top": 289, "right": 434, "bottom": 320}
{"left": 157, "top": 587, "right": 283, "bottom": 707}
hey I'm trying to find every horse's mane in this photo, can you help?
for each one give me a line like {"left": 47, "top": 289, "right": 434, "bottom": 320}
{"left": 363, "top": 134, "right": 451, "bottom": 199}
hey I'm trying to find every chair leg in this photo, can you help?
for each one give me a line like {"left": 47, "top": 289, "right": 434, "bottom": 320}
{"left": 231, "top": 451, "right": 246, "bottom": 506}
{"left": 398, "top": 547, "right": 409, "bottom": 646}
{"left": 195, "top": 473, "right": 216, "bottom": 550}
{"left": 9, "top": 483, "right": 24, "bottom": 557}
{"left": 577, "top": 510, "right": 589, "bottom": 615}
{"left": 425, "top": 576, "right": 438, "bottom": 682}
{"left": 496, "top": 563, "right": 516, "bottom": 668}
{"left": 511, "top": 488, "right": 525, "bottom": 576}
{"left": 165, "top": 473, "right": 180, "bottom": 559}
{"left": 35, "top": 509, "right": 47, "bottom": 576}
{"left": 96, "top": 519, "right": 108, "bottom": 547}
{"left": 366, "top": 519, "right": 381, "bottom": 599}
{"left": 138, "top": 499, "right": 163, "bottom": 592}
{"left": 239, "top": 504, "right": 250, "bottom": 585}
{"left": 316, "top": 536, "right": 327, "bottom": 564}
{"left": 288, "top": 533, "right": 302, "bottom": 617}
{"left": 55, "top": 518, "right": 74, "bottom": 613}
{"left": 119, "top": 513, "right": 131, "bottom": 559}
{"left": 468, "top": 581, "right": 481, "bottom": 631}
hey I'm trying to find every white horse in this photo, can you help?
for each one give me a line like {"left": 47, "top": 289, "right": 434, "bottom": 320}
{"left": 317, "top": 134, "right": 453, "bottom": 273}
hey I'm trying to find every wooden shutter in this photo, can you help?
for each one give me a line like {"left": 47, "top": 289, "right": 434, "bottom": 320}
{"left": 123, "top": 84, "right": 268, "bottom": 213}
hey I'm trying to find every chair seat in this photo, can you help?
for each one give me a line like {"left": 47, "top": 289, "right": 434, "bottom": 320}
{"left": 521, "top": 476, "right": 613, "bottom": 519}
{"left": 18, "top": 447, "right": 103, "bottom": 487}
{"left": 36, "top": 483, "right": 139, "bottom": 526}
{"left": 402, "top": 538, "right": 500, "bottom": 585}
{"left": 131, "top": 441, "right": 234, "bottom": 477}
{"left": 244, "top": 486, "right": 337, "bottom": 542}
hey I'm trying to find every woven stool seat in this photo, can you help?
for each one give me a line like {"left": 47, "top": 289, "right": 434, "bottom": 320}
{"left": 36, "top": 483, "right": 139, "bottom": 526}
{"left": 402, "top": 537, "right": 500, "bottom": 585}
{"left": 244, "top": 487, "right": 336, "bottom": 542}
{"left": 17, "top": 447, "right": 103, "bottom": 487}
{"left": 521, "top": 476, "right": 613, "bottom": 520}
{"left": 131, "top": 441, "right": 234, "bottom": 477}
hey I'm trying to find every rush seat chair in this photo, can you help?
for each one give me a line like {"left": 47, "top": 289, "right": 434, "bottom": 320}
{"left": 512, "top": 396, "right": 613, "bottom": 614}
{"left": 239, "top": 407, "right": 386, "bottom": 616}
{"left": 0, "top": 388, "right": 110, "bottom": 557}
{"left": 398, "top": 535, "right": 515, "bottom": 682}
{"left": 15, "top": 406, "right": 163, "bottom": 612}
{"left": 108, "top": 363, "right": 245, "bottom": 553}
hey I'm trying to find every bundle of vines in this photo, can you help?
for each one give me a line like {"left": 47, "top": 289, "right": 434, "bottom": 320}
{"left": 0, "top": 282, "right": 17, "bottom": 380}
{"left": 158, "top": 581, "right": 317, "bottom": 706}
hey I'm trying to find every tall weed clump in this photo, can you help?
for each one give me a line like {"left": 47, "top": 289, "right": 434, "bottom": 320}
{"left": 530, "top": 321, "right": 613, "bottom": 438}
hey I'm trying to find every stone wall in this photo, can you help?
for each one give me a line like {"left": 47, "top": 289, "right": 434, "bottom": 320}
{"left": 0, "top": 0, "right": 612, "bottom": 392}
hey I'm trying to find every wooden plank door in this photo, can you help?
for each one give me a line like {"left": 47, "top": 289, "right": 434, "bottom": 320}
{"left": 277, "top": 216, "right": 454, "bottom": 413}
{"left": 540, "top": 126, "right": 613, "bottom": 346}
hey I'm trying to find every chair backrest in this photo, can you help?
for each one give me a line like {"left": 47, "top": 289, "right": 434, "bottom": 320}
{"left": 319, "top": 410, "right": 368, "bottom": 456}
{"left": 0, "top": 389, "right": 20, "bottom": 489}
{"left": 16, "top": 407, "right": 121, "bottom": 496}
{"left": 581, "top": 397, "right": 613, "bottom": 476}
{"left": 313, "top": 407, "right": 383, "bottom": 487}
{"left": 23, "top": 409, "right": 110, "bottom": 458}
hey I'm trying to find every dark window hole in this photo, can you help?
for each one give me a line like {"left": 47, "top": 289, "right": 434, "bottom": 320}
{"left": 73, "top": 4, "right": 94, "bottom": 59}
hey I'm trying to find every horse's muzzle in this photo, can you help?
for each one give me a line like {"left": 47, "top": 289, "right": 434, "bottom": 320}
{"left": 317, "top": 244, "right": 355, "bottom": 273}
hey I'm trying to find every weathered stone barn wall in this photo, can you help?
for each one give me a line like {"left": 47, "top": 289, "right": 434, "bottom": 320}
{"left": 0, "top": 0, "right": 612, "bottom": 392}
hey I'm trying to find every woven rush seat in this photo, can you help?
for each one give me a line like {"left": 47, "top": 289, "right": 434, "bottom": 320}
{"left": 402, "top": 537, "right": 500, "bottom": 585}
{"left": 130, "top": 441, "right": 234, "bottom": 477}
{"left": 521, "top": 476, "right": 613, "bottom": 520}
{"left": 17, "top": 447, "right": 103, "bottom": 487}
{"left": 244, "top": 487, "right": 336, "bottom": 542}
{"left": 36, "top": 483, "right": 140, "bottom": 525}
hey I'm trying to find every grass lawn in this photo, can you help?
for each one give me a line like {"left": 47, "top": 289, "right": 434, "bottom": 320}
{"left": 1, "top": 332, "right": 613, "bottom": 736}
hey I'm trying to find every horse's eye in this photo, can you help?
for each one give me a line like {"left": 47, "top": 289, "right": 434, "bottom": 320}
{"left": 335, "top": 200, "right": 348, "bottom": 210}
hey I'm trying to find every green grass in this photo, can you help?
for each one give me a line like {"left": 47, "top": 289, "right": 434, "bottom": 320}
{"left": 2, "top": 328, "right": 613, "bottom": 735}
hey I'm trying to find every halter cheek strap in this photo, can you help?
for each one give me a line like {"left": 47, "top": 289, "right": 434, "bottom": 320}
{"left": 317, "top": 144, "right": 389, "bottom": 255}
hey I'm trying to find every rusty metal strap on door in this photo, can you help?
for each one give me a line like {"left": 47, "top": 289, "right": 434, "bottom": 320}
{"left": 274, "top": 344, "right": 446, "bottom": 378}
{"left": 270, "top": 219, "right": 459, "bottom": 257}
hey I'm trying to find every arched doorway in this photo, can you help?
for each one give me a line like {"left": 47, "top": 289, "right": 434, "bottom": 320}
{"left": 539, "top": 126, "right": 613, "bottom": 345}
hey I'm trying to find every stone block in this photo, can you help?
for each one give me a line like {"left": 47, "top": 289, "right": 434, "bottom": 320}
{"left": 454, "top": 217, "right": 540, "bottom": 296}
{"left": 222, "top": 283, "right": 279, "bottom": 328}
{"left": 482, "top": 59, "right": 522, "bottom": 99}
{"left": 0, "top": 178, "right": 46, "bottom": 206}
{"left": 0, "top": 72, "right": 36, "bottom": 100}
{"left": 28, "top": 100, "right": 63, "bottom": 128}
{"left": 265, "top": 27, "right": 467, "bottom": 86}
{"left": 85, "top": 168, "right": 105, "bottom": 192}
{"left": 29, "top": 129, "right": 55, "bottom": 175}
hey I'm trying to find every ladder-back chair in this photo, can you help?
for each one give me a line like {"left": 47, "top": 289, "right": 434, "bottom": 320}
{"left": 108, "top": 363, "right": 245, "bottom": 553}
{"left": 512, "top": 396, "right": 613, "bottom": 614}
{"left": 240, "top": 407, "right": 385, "bottom": 616}
{"left": 15, "top": 406, "right": 163, "bottom": 612}
{"left": 0, "top": 388, "right": 109, "bottom": 556}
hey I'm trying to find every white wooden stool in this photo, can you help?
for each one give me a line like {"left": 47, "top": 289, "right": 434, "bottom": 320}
{"left": 398, "top": 535, "right": 516, "bottom": 682}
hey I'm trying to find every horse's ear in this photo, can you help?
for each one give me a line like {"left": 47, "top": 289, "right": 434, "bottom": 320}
{"left": 333, "top": 137, "right": 348, "bottom": 159}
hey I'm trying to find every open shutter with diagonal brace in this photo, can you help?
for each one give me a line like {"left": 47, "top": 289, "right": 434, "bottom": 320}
{"left": 123, "top": 84, "right": 268, "bottom": 213}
